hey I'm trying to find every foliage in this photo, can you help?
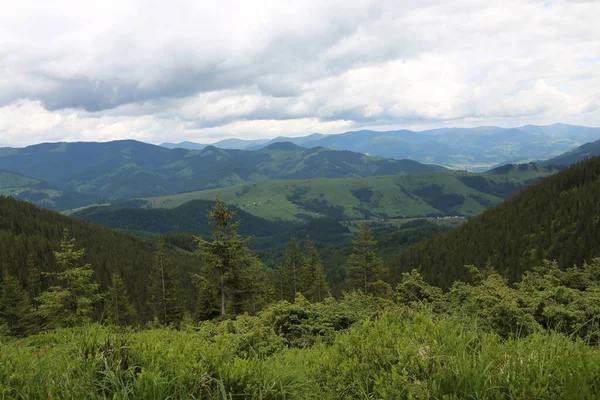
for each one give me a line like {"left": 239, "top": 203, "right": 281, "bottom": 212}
{"left": 105, "top": 273, "right": 138, "bottom": 327}
{"left": 195, "top": 197, "right": 267, "bottom": 317}
{"left": 148, "top": 242, "right": 185, "bottom": 327}
{"left": 301, "top": 239, "right": 331, "bottom": 302}
{"left": 395, "top": 156, "right": 600, "bottom": 287}
{"left": 277, "top": 238, "right": 304, "bottom": 301}
{"left": 35, "top": 229, "right": 103, "bottom": 329}
{"left": 0, "top": 195, "right": 199, "bottom": 324}
{"left": 0, "top": 271, "right": 34, "bottom": 337}
{"left": 344, "top": 222, "right": 388, "bottom": 295}
{"left": 1, "top": 300, "right": 599, "bottom": 399}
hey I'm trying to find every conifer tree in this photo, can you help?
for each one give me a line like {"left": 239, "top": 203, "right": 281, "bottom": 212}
{"left": 0, "top": 271, "right": 34, "bottom": 336}
{"left": 105, "top": 273, "right": 138, "bottom": 326}
{"left": 195, "top": 197, "right": 263, "bottom": 317}
{"left": 36, "top": 229, "right": 102, "bottom": 329}
{"left": 278, "top": 237, "right": 304, "bottom": 301}
{"left": 26, "top": 253, "right": 42, "bottom": 301}
{"left": 148, "top": 242, "right": 185, "bottom": 326}
{"left": 302, "top": 239, "right": 330, "bottom": 302}
{"left": 344, "top": 222, "right": 386, "bottom": 294}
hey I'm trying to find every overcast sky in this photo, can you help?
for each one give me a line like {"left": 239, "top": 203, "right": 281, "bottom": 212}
{"left": 0, "top": 0, "right": 599, "bottom": 146}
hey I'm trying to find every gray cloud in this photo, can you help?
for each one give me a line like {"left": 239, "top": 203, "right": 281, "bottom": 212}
{"left": 0, "top": 0, "right": 599, "bottom": 146}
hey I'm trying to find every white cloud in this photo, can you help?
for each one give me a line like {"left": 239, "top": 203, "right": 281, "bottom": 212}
{"left": 0, "top": 0, "right": 599, "bottom": 146}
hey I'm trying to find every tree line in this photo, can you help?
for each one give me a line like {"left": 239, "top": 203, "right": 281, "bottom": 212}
{"left": 0, "top": 197, "right": 389, "bottom": 336}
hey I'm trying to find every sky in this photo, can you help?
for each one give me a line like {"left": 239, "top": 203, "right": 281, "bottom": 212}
{"left": 0, "top": 0, "right": 599, "bottom": 147}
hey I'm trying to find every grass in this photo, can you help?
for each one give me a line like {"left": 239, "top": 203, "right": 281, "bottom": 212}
{"left": 59, "top": 164, "right": 557, "bottom": 222}
{"left": 137, "top": 172, "right": 503, "bottom": 222}
{"left": 1, "top": 308, "right": 598, "bottom": 399}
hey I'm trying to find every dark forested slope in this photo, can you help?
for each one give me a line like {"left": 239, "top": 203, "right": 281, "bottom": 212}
{"left": 0, "top": 196, "right": 198, "bottom": 320}
{"left": 71, "top": 199, "right": 290, "bottom": 237}
{"left": 393, "top": 156, "right": 600, "bottom": 287}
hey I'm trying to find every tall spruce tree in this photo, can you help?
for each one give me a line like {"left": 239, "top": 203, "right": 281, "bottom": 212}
{"left": 105, "top": 273, "right": 138, "bottom": 326}
{"left": 302, "top": 239, "right": 330, "bottom": 302}
{"left": 278, "top": 237, "right": 304, "bottom": 301}
{"left": 148, "top": 242, "right": 185, "bottom": 326}
{"left": 0, "top": 271, "right": 34, "bottom": 336}
{"left": 344, "top": 222, "right": 386, "bottom": 294}
{"left": 26, "top": 253, "right": 42, "bottom": 301}
{"left": 195, "top": 197, "right": 264, "bottom": 317}
{"left": 36, "top": 229, "right": 102, "bottom": 329}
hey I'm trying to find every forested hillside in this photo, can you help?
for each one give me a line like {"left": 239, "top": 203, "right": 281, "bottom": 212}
{"left": 70, "top": 199, "right": 290, "bottom": 237}
{"left": 0, "top": 169, "right": 98, "bottom": 211}
{"left": 0, "top": 196, "right": 199, "bottom": 321}
{"left": 0, "top": 140, "right": 443, "bottom": 203}
{"left": 393, "top": 156, "right": 600, "bottom": 287}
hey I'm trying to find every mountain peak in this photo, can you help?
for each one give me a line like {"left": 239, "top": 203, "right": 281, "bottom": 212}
{"left": 263, "top": 142, "right": 304, "bottom": 151}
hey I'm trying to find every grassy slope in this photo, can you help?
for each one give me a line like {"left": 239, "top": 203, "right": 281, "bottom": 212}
{"left": 143, "top": 175, "right": 459, "bottom": 221}
{"left": 1, "top": 308, "right": 598, "bottom": 399}
{"left": 137, "top": 165, "right": 554, "bottom": 222}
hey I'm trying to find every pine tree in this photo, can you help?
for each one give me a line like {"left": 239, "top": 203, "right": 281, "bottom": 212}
{"left": 0, "top": 271, "right": 34, "bottom": 336}
{"left": 344, "top": 222, "right": 386, "bottom": 294}
{"left": 105, "top": 273, "right": 138, "bottom": 326}
{"left": 148, "top": 242, "right": 185, "bottom": 326}
{"left": 36, "top": 229, "right": 102, "bottom": 329}
{"left": 195, "top": 197, "right": 263, "bottom": 317}
{"left": 302, "top": 239, "right": 330, "bottom": 302}
{"left": 26, "top": 253, "right": 42, "bottom": 301}
{"left": 278, "top": 237, "right": 304, "bottom": 301}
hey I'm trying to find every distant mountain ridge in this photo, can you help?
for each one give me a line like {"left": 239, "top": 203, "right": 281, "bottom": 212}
{"left": 160, "top": 138, "right": 269, "bottom": 150}
{"left": 0, "top": 140, "right": 443, "bottom": 207}
{"left": 541, "top": 138, "right": 600, "bottom": 167}
{"left": 160, "top": 124, "right": 600, "bottom": 170}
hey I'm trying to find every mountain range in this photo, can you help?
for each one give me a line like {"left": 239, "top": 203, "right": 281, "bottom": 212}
{"left": 160, "top": 124, "right": 600, "bottom": 170}
{"left": 0, "top": 140, "right": 444, "bottom": 208}
{"left": 1, "top": 126, "right": 599, "bottom": 222}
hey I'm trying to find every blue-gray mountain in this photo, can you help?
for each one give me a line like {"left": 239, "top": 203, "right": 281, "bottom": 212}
{"left": 162, "top": 124, "right": 600, "bottom": 171}
{"left": 541, "top": 137, "right": 600, "bottom": 167}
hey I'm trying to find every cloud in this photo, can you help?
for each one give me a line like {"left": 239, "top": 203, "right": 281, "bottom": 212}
{"left": 0, "top": 0, "right": 599, "bottom": 146}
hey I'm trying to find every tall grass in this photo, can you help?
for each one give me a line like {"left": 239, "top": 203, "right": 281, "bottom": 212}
{"left": 1, "top": 308, "right": 598, "bottom": 399}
